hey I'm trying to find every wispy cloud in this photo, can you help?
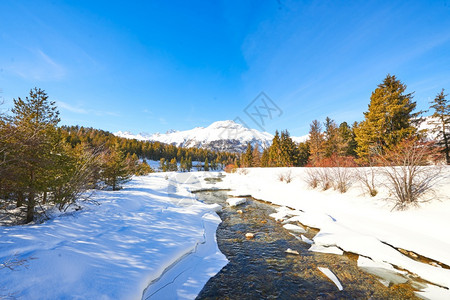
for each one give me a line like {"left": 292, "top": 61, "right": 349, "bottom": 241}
{"left": 6, "top": 48, "right": 66, "bottom": 81}
{"left": 57, "top": 100, "right": 119, "bottom": 117}
{"left": 159, "top": 117, "right": 168, "bottom": 125}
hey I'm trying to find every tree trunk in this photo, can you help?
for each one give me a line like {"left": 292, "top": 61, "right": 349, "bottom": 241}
{"left": 26, "top": 170, "right": 36, "bottom": 223}
{"left": 43, "top": 191, "right": 47, "bottom": 204}
{"left": 26, "top": 191, "right": 35, "bottom": 223}
{"left": 16, "top": 191, "right": 24, "bottom": 207}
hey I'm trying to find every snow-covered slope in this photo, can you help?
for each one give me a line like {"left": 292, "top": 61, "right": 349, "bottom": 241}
{"left": 115, "top": 120, "right": 308, "bottom": 153}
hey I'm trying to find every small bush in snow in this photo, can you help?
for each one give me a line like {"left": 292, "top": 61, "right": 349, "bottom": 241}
{"left": 237, "top": 168, "right": 249, "bottom": 175}
{"left": 378, "top": 139, "right": 442, "bottom": 210}
{"left": 331, "top": 167, "right": 354, "bottom": 193}
{"left": 318, "top": 168, "right": 333, "bottom": 190}
{"left": 278, "top": 170, "right": 293, "bottom": 183}
{"left": 305, "top": 168, "right": 320, "bottom": 188}
{"left": 356, "top": 166, "right": 378, "bottom": 197}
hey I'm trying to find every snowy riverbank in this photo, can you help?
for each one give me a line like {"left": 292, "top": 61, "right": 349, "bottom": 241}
{"left": 2, "top": 167, "right": 450, "bottom": 299}
{"left": 0, "top": 173, "right": 227, "bottom": 299}
{"left": 214, "top": 167, "right": 450, "bottom": 299}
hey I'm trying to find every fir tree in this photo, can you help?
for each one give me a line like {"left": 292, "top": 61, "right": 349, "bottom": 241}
{"left": 260, "top": 148, "right": 269, "bottom": 167}
{"left": 252, "top": 144, "right": 261, "bottom": 167}
{"left": 241, "top": 143, "right": 253, "bottom": 167}
{"left": 10, "top": 88, "right": 61, "bottom": 222}
{"left": 279, "top": 130, "right": 299, "bottom": 166}
{"left": 100, "top": 143, "right": 132, "bottom": 191}
{"left": 355, "top": 74, "right": 418, "bottom": 160}
{"left": 297, "top": 142, "right": 310, "bottom": 166}
{"left": 429, "top": 89, "right": 450, "bottom": 164}
{"left": 323, "top": 117, "right": 339, "bottom": 158}
{"left": 268, "top": 130, "right": 281, "bottom": 166}
{"left": 204, "top": 157, "right": 209, "bottom": 171}
{"left": 308, "top": 120, "right": 324, "bottom": 165}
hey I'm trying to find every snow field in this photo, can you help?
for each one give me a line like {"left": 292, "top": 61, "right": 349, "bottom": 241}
{"left": 215, "top": 167, "right": 450, "bottom": 299}
{"left": 0, "top": 173, "right": 227, "bottom": 300}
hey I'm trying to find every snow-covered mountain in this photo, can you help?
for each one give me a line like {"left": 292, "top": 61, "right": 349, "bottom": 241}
{"left": 115, "top": 120, "right": 308, "bottom": 153}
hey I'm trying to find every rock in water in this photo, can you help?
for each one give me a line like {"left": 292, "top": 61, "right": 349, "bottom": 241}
{"left": 285, "top": 248, "right": 300, "bottom": 255}
{"left": 245, "top": 233, "right": 255, "bottom": 239}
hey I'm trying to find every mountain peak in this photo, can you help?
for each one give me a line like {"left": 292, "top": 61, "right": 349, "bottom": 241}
{"left": 114, "top": 120, "right": 306, "bottom": 152}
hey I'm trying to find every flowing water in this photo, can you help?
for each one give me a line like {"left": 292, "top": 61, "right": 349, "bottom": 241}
{"left": 194, "top": 190, "right": 419, "bottom": 299}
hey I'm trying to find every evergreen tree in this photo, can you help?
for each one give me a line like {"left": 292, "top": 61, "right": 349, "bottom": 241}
{"left": 159, "top": 158, "right": 167, "bottom": 172}
{"left": 241, "top": 143, "right": 253, "bottom": 167}
{"left": 136, "top": 159, "right": 154, "bottom": 175}
{"left": 186, "top": 156, "right": 192, "bottom": 172}
{"left": 169, "top": 158, "right": 178, "bottom": 171}
{"left": 338, "top": 122, "right": 356, "bottom": 156}
{"left": 268, "top": 130, "right": 281, "bottom": 166}
{"left": 10, "top": 88, "right": 61, "bottom": 222}
{"left": 323, "top": 117, "right": 339, "bottom": 158}
{"left": 204, "top": 157, "right": 209, "bottom": 171}
{"left": 355, "top": 74, "right": 418, "bottom": 160}
{"left": 100, "top": 143, "right": 132, "bottom": 191}
{"left": 279, "top": 130, "right": 299, "bottom": 166}
{"left": 260, "top": 148, "right": 269, "bottom": 167}
{"left": 252, "top": 144, "right": 261, "bottom": 167}
{"left": 297, "top": 142, "right": 310, "bottom": 166}
{"left": 308, "top": 120, "right": 324, "bottom": 165}
{"left": 429, "top": 89, "right": 450, "bottom": 164}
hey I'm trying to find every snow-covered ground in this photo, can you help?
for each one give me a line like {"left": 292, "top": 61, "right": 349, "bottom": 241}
{"left": 0, "top": 173, "right": 227, "bottom": 300}
{"left": 214, "top": 167, "right": 450, "bottom": 299}
{"left": 2, "top": 167, "right": 450, "bottom": 299}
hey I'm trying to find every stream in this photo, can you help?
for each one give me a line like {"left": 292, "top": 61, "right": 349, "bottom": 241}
{"left": 194, "top": 190, "right": 420, "bottom": 299}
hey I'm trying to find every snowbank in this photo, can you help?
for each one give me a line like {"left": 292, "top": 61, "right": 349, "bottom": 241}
{"left": 0, "top": 173, "right": 227, "bottom": 299}
{"left": 215, "top": 167, "right": 450, "bottom": 298}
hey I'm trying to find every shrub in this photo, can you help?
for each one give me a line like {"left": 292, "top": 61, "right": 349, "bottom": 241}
{"left": 305, "top": 168, "right": 320, "bottom": 188}
{"left": 278, "top": 170, "right": 293, "bottom": 183}
{"left": 237, "top": 168, "right": 249, "bottom": 175}
{"left": 224, "top": 164, "right": 237, "bottom": 173}
{"left": 378, "top": 139, "right": 442, "bottom": 210}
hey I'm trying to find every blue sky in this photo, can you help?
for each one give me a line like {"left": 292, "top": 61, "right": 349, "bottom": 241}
{"left": 1, "top": 0, "right": 450, "bottom": 136}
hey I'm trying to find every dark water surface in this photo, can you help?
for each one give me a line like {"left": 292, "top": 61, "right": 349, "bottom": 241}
{"left": 195, "top": 190, "right": 419, "bottom": 300}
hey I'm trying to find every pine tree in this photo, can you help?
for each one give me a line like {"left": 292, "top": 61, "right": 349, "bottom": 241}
{"left": 429, "top": 89, "right": 450, "bottom": 164}
{"left": 355, "top": 74, "right": 418, "bottom": 160}
{"left": 242, "top": 143, "right": 253, "bottom": 167}
{"left": 10, "top": 88, "right": 61, "bottom": 222}
{"left": 323, "top": 117, "right": 339, "bottom": 158}
{"left": 204, "top": 157, "right": 209, "bottom": 171}
{"left": 268, "top": 130, "right": 281, "bottom": 166}
{"left": 279, "top": 130, "right": 299, "bottom": 166}
{"left": 308, "top": 120, "right": 324, "bottom": 165}
{"left": 297, "top": 142, "right": 310, "bottom": 166}
{"left": 338, "top": 122, "right": 356, "bottom": 156}
{"left": 169, "top": 158, "right": 178, "bottom": 171}
{"left": 187, "top": 156, "right": 192, "bottom": 172}
{"left": 260, "top": 148, "right": 269, "bottom": 167}
{"left": 252, "top": 144, "right": 261, "bottom": 167}
{"left": 100, "top": 143, "right": 132, "bottom": 191}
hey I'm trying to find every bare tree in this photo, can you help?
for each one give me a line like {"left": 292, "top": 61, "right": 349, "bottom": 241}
{"left": 356, "top": 155, "right": 378, "bottom": 197}
{"left": 378, "top": 139, "right": 442, "bottom": 210}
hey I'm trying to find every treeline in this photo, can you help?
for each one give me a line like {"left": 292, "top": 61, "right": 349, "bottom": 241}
{"left": 0, "top": 88, "right": 235, "bottom": 223}
{"left": 237, "top": 74, "right": 449, "bottom": 168}
{"left": 62, "top": 125, "right": 236, "bottom": 166}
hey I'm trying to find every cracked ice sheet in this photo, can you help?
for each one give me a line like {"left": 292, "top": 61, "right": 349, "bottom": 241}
{"left": 0, "top": 173, "right": 227, "bottom": 300}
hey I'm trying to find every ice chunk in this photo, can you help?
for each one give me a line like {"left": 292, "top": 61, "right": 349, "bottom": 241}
{"left": 309, "top": 244, "right": 343, "bottom": 255}
{"left": 301, "top": 235, "right": 313, "bottom": 244}
{"left": 283, "top": 223, "right": 306, "bottom": 233}
{"left": 318, "top": 267, "right": 343, "bottom": 291}
{"left": 226, "top": 197, "right": 246, "bottom": 207}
